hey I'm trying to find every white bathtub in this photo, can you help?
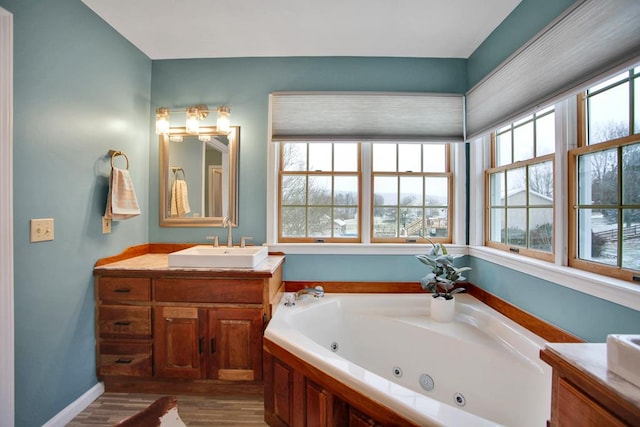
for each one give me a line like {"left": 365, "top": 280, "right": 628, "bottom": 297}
{"left": 264, "top": 293, "right": 551, "bottom": 426}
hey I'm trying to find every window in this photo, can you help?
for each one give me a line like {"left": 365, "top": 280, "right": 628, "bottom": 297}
{"left": 371, "top": 143, "right": 451, "bottom": 243}
{"left": 277, "top": 141, "right": 452, "bottom": 244}
{"left": 486, "top": 107, "right": 555, "bottom": 261}
{"left": 279, "top": 142, "right": 360, "bottom": 243}
{"left": 569, "top": 67, "right": 640, "bottom": 280}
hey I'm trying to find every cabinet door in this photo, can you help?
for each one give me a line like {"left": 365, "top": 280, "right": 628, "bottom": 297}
{"left": 557, "top": 378, "right": 626, "bottom": 427}
{"left": 208, "top": 307, "right": 263, "bottom": 381}
{"left": 306, "top": 381, "right": 329, "bottom": 427}
{"left": 264, "top": 354, "right": 295, "bottom": 426}
{"left": 348, "top": 409, "right": 381, "bottom": 427}
{"left": 154, "top": 306, "right": 206, "bottom": 379}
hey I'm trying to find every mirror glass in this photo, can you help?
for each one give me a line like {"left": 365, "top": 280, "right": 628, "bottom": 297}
{"left": 159, "top": 126, "right": 239, "bottom": 227}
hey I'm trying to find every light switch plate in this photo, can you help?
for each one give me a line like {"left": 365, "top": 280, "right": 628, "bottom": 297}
{"left": 30, "top": 218, "right": 54, "bottom": 242}
{"left": 102, "top": 216, "right": 112, "bottom": 234}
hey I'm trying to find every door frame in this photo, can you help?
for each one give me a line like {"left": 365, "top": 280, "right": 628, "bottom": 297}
{"left": 0, "top": 6, "right": 15, "bottom": 427}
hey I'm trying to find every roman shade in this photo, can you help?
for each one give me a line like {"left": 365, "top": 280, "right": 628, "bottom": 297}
{"left": 270, "top": 92, "right": 465, "bottom": 142}
{"left": 466, "top": 0, "right": 640, "bottom": 140}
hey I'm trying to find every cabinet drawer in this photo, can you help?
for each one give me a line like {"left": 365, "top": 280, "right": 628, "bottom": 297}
{"left": 99, "top": 306, "right": 151, "bottom": 337}
{"left": 98, "top": 277, "right": 151, "bottom": 302}
{"left": 98, "top": 341, "right": 152, "bottom": 377}
{"left": 154, "top": 278, "right": 263, "bottom": 303}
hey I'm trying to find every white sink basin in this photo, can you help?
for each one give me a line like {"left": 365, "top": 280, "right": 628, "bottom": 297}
{"left": 168, "top": 245, "right": 269, "bottom": 269}
{"left": 607, "top": 334, "right": 640, "bottom": 387}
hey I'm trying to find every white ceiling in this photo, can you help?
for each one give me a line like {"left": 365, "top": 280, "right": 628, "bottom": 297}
{"left": 81, "top": 0, "right": 523, "bottom": 60}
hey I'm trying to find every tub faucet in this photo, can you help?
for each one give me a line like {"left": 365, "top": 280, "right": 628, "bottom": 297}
{"left": 295, "top": 285, "right": 325, "bottom": 300}
{"left": 221, "top": 216, "right": 233, "bottom": 247}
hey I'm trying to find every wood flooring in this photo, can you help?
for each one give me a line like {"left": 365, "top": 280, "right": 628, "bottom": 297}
{"left": 67, "top": 392, "right": 268, "bottom": 426}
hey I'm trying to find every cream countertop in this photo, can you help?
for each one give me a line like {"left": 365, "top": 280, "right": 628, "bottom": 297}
{"left": 94, "top": 253, "right": 284, "bottom": 274}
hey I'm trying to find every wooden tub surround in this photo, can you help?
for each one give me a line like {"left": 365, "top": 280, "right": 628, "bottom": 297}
{"left": 94, "top": 243, "right": 284, "bottom": 395}
{"left": 264, "top": 338, "right": 420, "bottom": 427}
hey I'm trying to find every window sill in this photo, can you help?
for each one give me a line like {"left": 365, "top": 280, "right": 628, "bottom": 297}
{"left": 268, "top": 243, "right": 467, "bottom": 256}
{"left": 267, "top": 243, "right": 640, "bottom": 311}
{"left": 468, "top": 246, "right": 640, "bottom": 311}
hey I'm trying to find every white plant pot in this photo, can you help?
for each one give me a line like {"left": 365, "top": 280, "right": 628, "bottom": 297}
{"left": 430, "top": 296, "right": 455, "bottom": 322}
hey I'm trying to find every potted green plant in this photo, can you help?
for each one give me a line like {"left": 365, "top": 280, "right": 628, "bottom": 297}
{"left": 416, "top": 240, "right": 471, "bottom": 322}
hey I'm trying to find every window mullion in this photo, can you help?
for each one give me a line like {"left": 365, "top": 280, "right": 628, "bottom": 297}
{"left": 617, "top": 146, "right": 624, "bottom": 268}
{"left": 629, "top": 70, "right": 635, "bottom": 135}
{"left": 362, "top": 143, "right": 372, "bottom": 244}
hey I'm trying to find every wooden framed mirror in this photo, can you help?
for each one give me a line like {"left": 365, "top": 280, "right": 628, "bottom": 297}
{"left": 159, "top": 126, "right": 239, "bottom": 227}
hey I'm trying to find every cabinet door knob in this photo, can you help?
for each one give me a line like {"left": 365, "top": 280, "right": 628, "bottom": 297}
{"left": 114, "top": 321, "right": 131, "bottom": 326}
{"left": 115, "top": 358, "right": 132, "bottom": 364}
{"left": 211, "top": 338, "right": 216, "bottom": 354}
{"left": 114, "top": 288, "right": 131, "bottom": 293}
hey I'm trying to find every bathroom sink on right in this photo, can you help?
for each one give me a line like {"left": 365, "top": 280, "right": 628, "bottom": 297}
{"left": 607, "top": 334, "right": 640, "bottom": 388}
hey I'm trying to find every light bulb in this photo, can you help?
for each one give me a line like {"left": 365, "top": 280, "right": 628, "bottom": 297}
{"left": 186, "top": 106, "right": 200, "bottom": 135}
{"left": 155, "top": 107, "right": 170, "bottom": 135}
{"left": 216, "top": 106, "right": 231, "bottom": 133}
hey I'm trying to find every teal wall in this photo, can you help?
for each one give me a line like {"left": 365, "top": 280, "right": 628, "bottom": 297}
{"left": 467, "top": 0, "right": 576, "bottom": 88}
{"left": 284, "top": 254, "right": 430, "bottom": 283}
{"left": 465, "top": 258, "right": 640, "bottom": 343}
{"left": 2, "top": 0, "right": 152, "bottom": 425}
{"left": 149, "top": 57, "right": 467, "bottom": 244}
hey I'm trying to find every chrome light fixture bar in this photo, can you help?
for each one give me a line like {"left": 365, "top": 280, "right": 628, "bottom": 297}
{"left": 155, "top": 104, "right": 232, "bottom": 135}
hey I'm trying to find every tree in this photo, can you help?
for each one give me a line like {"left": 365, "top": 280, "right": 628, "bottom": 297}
{"left": 281, "top": 143, "right": 355, "bottom": 238}
{"left": 529, "top": 162, "right": 553, "bottom": 199}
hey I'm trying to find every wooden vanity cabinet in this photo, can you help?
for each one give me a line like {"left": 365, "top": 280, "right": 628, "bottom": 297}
{"left": 94, "top": 247, "right": 284, "bottom": 394}
{"left": 541, "top": 345, "right": 640, "bottom": 427}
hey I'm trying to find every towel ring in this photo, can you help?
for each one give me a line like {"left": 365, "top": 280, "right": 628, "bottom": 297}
{"left": 172, "top": 167, "right": 186, "bottom": 179}
{"left": 110, "top": 150, "right": 129, "bottom": 170}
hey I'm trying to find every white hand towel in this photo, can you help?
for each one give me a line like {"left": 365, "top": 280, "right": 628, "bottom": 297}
{"left": 170, "top": 179, "right": 190, "bottom": 217}
{"left": 105, "top": 167, "right": 141, "bottom": 220}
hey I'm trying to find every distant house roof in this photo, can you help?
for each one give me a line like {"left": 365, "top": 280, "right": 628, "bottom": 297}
{"left": 502, "top": 187, "right": 553, "bottom": 203}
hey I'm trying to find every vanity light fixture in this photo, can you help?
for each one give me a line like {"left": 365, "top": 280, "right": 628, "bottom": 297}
{"left": 186, "top": 105, "right": 206, "bottom": 135}
{"left": 155, "top": 107, "right": 170, "bottom": 135}
{"left": 216, "top": 106, "right": 231, "bottom": 133}
{"left": 155, "top": 104, "right": 231, "bottom": 135}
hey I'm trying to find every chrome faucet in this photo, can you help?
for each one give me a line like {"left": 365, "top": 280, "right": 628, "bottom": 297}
{"left": 221, "top": 216, "right": 233, "bottom": 247}
{"left": 295, "top": 285, "right": 325, "bottom": 300}
{"left": 206, "top": 235, "right": 219, "bottom": 247}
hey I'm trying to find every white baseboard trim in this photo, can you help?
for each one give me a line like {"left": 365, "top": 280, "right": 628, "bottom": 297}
{"left": 43, "top": 382, "right": 104, "bottom": 427}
